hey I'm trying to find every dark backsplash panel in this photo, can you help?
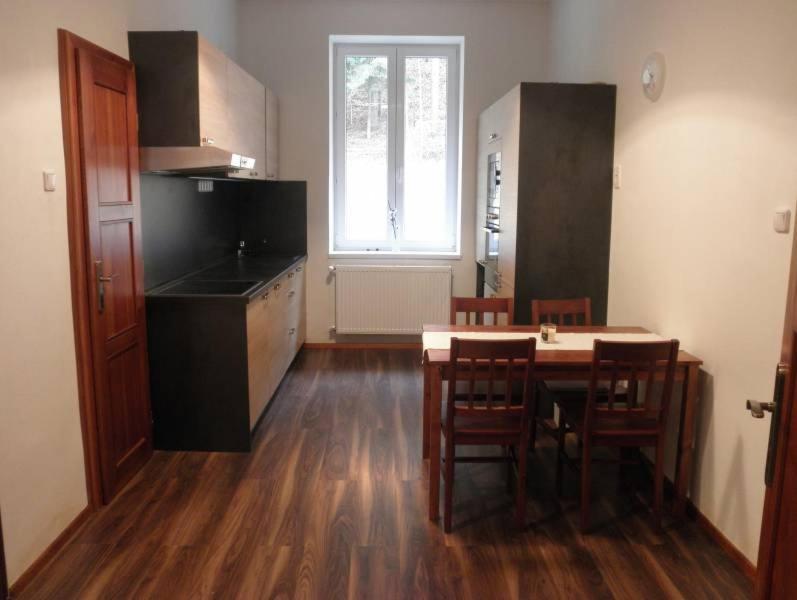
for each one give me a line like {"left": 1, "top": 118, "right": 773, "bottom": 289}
{"left": 140, "top": 175, "right": 307, "bottom": 290}
{"left": 237, "top": 181, "right": 308, "bottom": 257}
{"left": 140, "top": 175, "right": 238, "bottom": 289}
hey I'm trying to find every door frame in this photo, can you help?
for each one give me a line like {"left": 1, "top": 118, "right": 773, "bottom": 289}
{"left": 1, "top": 510, "right": 8, "bottom": 600}
{"left": 58, "top": 29, "right": 134, "bottom": 508}
{"left": 755, "top": 218, "right": 797, "bottom": 597}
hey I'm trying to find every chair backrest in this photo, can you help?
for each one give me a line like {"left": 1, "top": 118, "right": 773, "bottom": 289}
{"left": 531, "top": 297, "right": 592, "bottom": 326}
{"left": 450, "top": 297, "right": 514, "bottom": 326}
{"left": 585, "top": 339, "right": 680, "bottom": 436}
{"left": 446, "top": 338, "right": 536, "bottom": 425}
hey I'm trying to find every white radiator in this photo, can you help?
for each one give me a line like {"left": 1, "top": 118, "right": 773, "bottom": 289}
{"left": 333, "top": 265, "right": 452, "bottom": 335}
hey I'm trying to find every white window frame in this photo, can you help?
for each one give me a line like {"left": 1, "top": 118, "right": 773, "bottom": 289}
{"left": 329, "top": 36, "right": 464, "bottom": 257}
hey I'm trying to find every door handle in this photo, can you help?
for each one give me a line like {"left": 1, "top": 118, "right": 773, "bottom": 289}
{"left": 747, "top": 363, "right": 787, "bottom": 486}
{"left": 95, "top": 260, "right": 114, "bottom": 313}
{"left": 746, "top": 399, "right": 774, "bottom": 418}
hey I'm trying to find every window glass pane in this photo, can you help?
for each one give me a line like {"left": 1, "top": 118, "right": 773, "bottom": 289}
{"left": 344, "top": 55, "right": 389, "bottom": 242}
{"left": 402, "top": 56, "right": 449, "bottom": 244}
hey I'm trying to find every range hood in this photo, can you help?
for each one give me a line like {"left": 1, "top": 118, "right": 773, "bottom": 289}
{"left": 140, "top": 146, "right": 256, "bottom": 177}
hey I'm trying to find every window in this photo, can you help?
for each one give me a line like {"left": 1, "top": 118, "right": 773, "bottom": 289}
{"left": 331, "top": 38, "right": 462, "bottom": 254}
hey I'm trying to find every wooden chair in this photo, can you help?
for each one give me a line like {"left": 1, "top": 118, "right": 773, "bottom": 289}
{"left": 530, "top": 297, "right": 593, "bottom": 447}
{"left": 442, "top": 337, "right": 536, "bottom": 532}
{"left": 450, "top": 297, "right": 514, "bottom": 326}
{"left": 555, "top": 339, "right": 680, "bottom": 532}
{"left": 531, "top": 297, "right": 592, "bottom": 326}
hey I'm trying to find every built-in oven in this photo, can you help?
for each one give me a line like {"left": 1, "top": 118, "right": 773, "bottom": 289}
{"left": 486, "top": 151, "right": 501, "bottom": 232}
{"left": 479, "top": 151, "right": 502, "bottom": 285}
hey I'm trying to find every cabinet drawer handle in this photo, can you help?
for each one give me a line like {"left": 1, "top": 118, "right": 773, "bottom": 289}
{"left": 288, "top": 272, "right": 294, "bottom": 279}
{"left": 288, "top": 291, "right": 295, "bottom": 297}
{"left": 274, "top": 283, "right": 281, "bottom": 290}
{"left": 296, "top": 266, "right": 303, "bottom": 272}
{"left": 289, "top": 328, "right": 296, "bottom": 335}
{"left": 261, "top": 291, "right": 269, "bottom": 300}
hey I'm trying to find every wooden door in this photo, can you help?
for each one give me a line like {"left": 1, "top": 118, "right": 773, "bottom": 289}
{"left": 75, "top": 44, "right": 152, "bottom": 502}
{"left": 0, "top": 510, "right": 7, "bottom": 600}
{"left": 755, "top": 230, "right": 797, "bottom": 598}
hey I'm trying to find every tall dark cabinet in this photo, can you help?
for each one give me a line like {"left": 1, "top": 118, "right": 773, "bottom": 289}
{"left": 475, "top": 83, "right": 616, "bottom": 324}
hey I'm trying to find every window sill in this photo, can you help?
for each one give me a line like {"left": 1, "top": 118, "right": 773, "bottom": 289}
{"left": 328, "top": 251, "right": 462, "bottom": 260}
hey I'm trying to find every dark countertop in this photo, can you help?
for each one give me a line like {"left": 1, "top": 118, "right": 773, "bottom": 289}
{"left": 146, "top": 254, "right": 306, "bottom": 303}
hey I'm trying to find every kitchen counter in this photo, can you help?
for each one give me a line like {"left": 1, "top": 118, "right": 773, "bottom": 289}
{"left": 146, "top": 254, "right": 307, "bottom": 452}
{"left": 147, "top": 254, "right": 306, "bottom": 303}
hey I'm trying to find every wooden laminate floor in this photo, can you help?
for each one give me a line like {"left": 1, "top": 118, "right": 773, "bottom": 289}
{"left": 20, "top": 349, "right": 751, "bottom": 599}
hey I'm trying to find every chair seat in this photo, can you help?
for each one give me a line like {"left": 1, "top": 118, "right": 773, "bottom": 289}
{"left": 557, "top": 398, "right": 659, "bottom": 438}
{"left": 441, "top": 413, "right": 523, "bottom": 437}
{"left": 542, "top": 380, "right": 627, "bottom": 394}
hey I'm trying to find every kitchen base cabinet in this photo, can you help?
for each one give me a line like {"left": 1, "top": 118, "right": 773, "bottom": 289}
{"left": 147, "top": 259, "right": 306, "bottom": 452}
{"left": 247, "top": 262, "right": 306, "bottom": 429}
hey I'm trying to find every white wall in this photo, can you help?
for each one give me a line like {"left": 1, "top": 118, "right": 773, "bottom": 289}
{"left": 236, "top": 0, "right": 551, "bottom": 342}
{"left": 548, "top": 0, "right": 797, "bottom": 562}
{"left": 128, "top": 0, "right": 239, "bottom": 59}
{"left": 0, "top": 0, "right": 238, "bottom": 584}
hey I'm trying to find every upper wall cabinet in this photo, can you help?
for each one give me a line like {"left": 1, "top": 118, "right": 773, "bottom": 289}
{"left": 226, "top": 58, "right": 266, "bottom": 180}
{"left": 128, "top": 31, "right": 278, "bottom": 180}
{"left": 196, "top": 36, "right": 233, "bottom": 152}
{"left": 265, "top": 88, "right": 279, "bottom": 180}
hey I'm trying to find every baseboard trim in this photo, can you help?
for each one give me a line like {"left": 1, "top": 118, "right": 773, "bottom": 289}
{"left": 638, "top": 456, "right": 756, "bottom": 582}
{"left": 303, "top": 342, "right": 422, "bottom": 350}
{"left": 9, "top": 505, "right": 92, "bottom": 597}
{"left": 685, "top": 500, "right": 756, "bottom": 581}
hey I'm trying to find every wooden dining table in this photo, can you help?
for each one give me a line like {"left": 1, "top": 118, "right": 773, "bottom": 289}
{"left": 421, "top": 325, "right": 704, "bottom": 521}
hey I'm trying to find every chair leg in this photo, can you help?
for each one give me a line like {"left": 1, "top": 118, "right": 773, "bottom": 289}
{"left": 617, "top": 447, "right": 631, "bottom": 495}
{"left": 504, "top": 445, "right": 513, "bottom": 493}
{"left": 529, "top": 389, "right": 539, "bottom": 451}
{"left": 580, "top": 438, "right": 592, "bottom": 533}
{"left": 653, "top": 443, "right": 664, "bottom": 532}
{"left": 516, "top": 436, "right": 528, "bottom": 528}
{"left": 555, "top": 417, "right": 567, "bottom": 497}
{"left": 443, "top": 435, "right": 455, "bottom": 533}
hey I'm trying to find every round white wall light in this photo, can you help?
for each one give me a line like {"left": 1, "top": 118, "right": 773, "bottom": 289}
{"left": 641, "top": 52, "right": 666, "bottom": 101}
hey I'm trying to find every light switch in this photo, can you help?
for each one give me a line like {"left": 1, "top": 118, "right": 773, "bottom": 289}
{"left": 774, "top": 209, "right": 791, "bottom": 234}
{"left": 43, "top": 170, "right": 56, "bottom": 192}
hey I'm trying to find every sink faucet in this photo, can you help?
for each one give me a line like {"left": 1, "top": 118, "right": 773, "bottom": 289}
{"left": 237, "top": 240, "right": 246, "bottom": 258}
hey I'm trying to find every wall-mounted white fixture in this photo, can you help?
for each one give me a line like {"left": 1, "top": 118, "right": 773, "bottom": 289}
{"left": 641, "top": 52, "right": 666, "bottom": 102}
{"left": 774, "top": 208, "right": 791, "bottom": 234}
{"left": 613, "top": 165, "right": 622, "bottom": 190}
{"left": 43, "top": 170, "right": 56, "bottom": 192}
